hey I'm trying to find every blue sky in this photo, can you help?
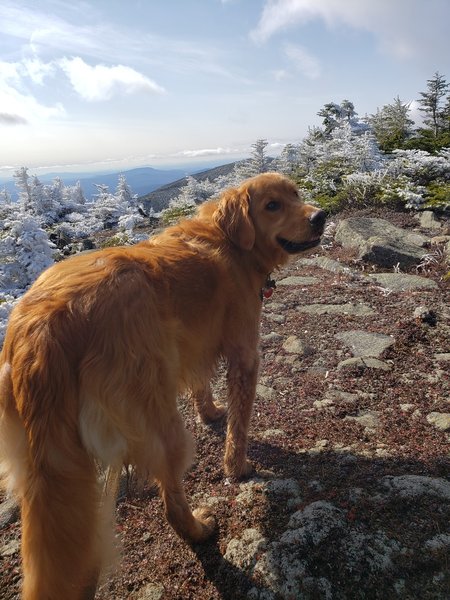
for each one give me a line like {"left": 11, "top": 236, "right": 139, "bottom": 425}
{"left": 0, "top": 0, "right": 449, "bottom": 178}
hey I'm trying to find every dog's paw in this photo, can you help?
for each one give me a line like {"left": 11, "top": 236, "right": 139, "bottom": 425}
{"left": 224, "top": 457, "right": 254, "bottom": 481}
{"left": 191, "top": 507, "right": 216, "bottom": 542}
{"left": 200, "top": 401, "right": 227, "bottom": 424}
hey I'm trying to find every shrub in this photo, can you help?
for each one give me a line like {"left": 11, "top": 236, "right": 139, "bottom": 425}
{"left": 160, "top": 203, "right": 197, "bottom": 226}
{"left": 423, "top": 181, "right": 450, "bottom": 211}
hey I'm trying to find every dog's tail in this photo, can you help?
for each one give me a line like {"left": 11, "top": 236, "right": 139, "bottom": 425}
{"left": 0, "top": 349, "right": 104, "bottom": 600}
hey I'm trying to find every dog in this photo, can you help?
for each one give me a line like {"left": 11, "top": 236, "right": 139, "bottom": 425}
{"left": 0, "top": 172, "right": 325, "bottom": 599}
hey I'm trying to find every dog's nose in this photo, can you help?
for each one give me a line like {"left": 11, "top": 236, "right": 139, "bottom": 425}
{"left": 309, "top": 210, "right": 326, "bottom": 230}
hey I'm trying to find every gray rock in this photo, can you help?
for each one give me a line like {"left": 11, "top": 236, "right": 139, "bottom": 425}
{"left": 297, "top": 303, "right": 375, "bottom": 316}
{"left": 261, "top": 332, "right": 283, "bottom": 344}
{"left": 368, "top": 273, "right": 438, "bottom": 292}
{"left": 335, "top": 330, "right": 395, "bottom": 357}
{"left": 282, "top": 336, "right": 314, "bottom": 356}
{"left": 266, "top": 313, "right": 286, "bottom": 324}
{"left": 426, "top": 412, "right": 450, "bottom": 431}
{"left": 418, "top": 210, "right": 442, "bottom": 230}
{"left": 345, "top": 410, "right": 380, "bottom": 430}
{"left": 0, "top": 497, "right": 19, "bottom": 529}
{"left": 324, "top": 390, "right": 360, "bottom": 405}
{"left": 257, "top": 384, "right": 277, "bottom": 400}
{"left": 129, "top": 584, "right": 165, "bottom": 600}
{"left": 277, "top": 276, "right": 319, "bottom": 286}
{"left": 337, "top": 357, "right": 392, "bottom": 371}
{"left": 335, "top": 217, "right": 428, "bottom": 268}
{"left": 0, "top": 539, "right": 20, "bottom": 557}
{"left": 297, "top": 257, "right": 349, "bottom": 273}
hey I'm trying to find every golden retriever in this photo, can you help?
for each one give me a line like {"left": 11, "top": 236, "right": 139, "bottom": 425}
{"left": 0, "top": 172, "right": 325, "bottom": 599}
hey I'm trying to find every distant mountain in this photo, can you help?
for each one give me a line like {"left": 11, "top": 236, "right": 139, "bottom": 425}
{"left": 0, "top": 166, "right": 188, "bottom": 200}
{"left": 140, "top": 161, "right": 240, "bottom": 213}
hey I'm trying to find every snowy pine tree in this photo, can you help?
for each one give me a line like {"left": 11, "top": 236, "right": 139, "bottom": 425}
{"left": 236, "top": 139, "right": 271, "bottom": 178}
{"left": 0, "top": 215, "right": 54, "bottom": 290}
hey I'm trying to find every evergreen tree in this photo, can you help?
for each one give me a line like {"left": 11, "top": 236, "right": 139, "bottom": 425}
{"left": 277, "top": 144, "right": 300, "bottom": 176}
{"left": 317, "top": 100, "right": 358, "bottom": 137}
{"left": 418, "top": 72, "right": 449, "bottom": 137}
{"left": 13, "top": 167, "right": 32, "bottom": 213}
{"left": 0, "top": 188, "right": 12, "bottom": 220}
{"left": 115, "top": 174, "right": 135, "bottom": 207}
{"left": 237, "top": 139, "right": 270, "bottom": 177}
{"left": 368, "top": 97, "right": 415, "bottom": 152}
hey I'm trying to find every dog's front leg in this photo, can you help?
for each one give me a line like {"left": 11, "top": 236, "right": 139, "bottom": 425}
{"left": 224, "top": 353, "right": 259, "bottom": 479}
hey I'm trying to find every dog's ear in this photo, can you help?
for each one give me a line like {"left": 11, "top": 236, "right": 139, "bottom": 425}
{"left": 213, "top": 188, "right": 255, "bottom": 250}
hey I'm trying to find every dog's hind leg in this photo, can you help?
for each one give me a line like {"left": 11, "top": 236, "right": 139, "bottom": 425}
{"left": 155, "top": 415, "right": 215, "bottom": 543}
{"left": 191, "top": 383, "right": 226, "bottom": 424}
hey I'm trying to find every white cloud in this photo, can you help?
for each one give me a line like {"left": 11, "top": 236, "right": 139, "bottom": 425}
{"left": 58, "top": 57, "right": 166, "bottom": 101}
{"left": 0, "top": 60, "right": 64, "bottom": 124}
{"left": 0, "top": 61, "right": 21, "bottom": 84}
{"left": 284, "top": 43, "right": 321, "bottom": 79}
{"left": 176, "top": 147, "right": 239, "bottom": 158}
{"left": 22, "top": 58, "right": 56, "bottom": 84}
{"left": 251, "top": 0, "right": 449, "bottom": 62}
{"left": 0, "top": 83, "right": 65, "bottom": 124}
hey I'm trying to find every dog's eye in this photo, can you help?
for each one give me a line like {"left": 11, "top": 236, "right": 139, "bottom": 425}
{"left": 265, "top": 201, "right": 281, "bottom": 212}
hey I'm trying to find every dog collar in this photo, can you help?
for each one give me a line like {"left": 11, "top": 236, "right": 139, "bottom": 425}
{"left": 260, "top": 275, "right": 276, "bottom": 301}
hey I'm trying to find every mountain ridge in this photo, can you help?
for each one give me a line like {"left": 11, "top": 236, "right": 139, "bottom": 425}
{"left": 0, "top": 166, "right": 189, "bottom": 200}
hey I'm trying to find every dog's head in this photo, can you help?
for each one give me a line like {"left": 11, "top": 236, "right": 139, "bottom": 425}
{"left": 213, "top": 173, "right": 326, "bottom": 259}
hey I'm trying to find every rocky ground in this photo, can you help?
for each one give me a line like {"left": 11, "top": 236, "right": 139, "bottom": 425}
{"left": 1, "top": 208, "right": 449, "bottom": 599}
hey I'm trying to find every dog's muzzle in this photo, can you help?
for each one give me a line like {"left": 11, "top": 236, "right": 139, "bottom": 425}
{"left": 277, "top": 209, "right": 326, "bottom": 254}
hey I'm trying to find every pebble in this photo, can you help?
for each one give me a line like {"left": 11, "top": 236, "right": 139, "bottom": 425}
{"left": 344, "top": 410, "right": 380, "bottom": 430}
{"left": 129, "top": 584, "right": 165, "bottom": 600}
{"left": 0, "top": 539, "right": 20, "bottom": 557}
{"left": 426, "top": 412, "right": 450, "bottom": 432}
{"left": 282, "top": 335, "right": 314, "bottom": 356}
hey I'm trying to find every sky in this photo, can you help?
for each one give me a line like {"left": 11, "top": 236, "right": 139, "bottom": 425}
{"left": 0, "top": 0, "right": 449, "bottom": 179}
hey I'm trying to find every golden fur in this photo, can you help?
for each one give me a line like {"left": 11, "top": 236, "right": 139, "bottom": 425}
{"left": 0, "top": 173, "right": 325, "bottom": 599}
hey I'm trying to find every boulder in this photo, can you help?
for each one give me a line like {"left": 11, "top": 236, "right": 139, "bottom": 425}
{"left": 335, "top": 217, "right": 428, "bottom": 268}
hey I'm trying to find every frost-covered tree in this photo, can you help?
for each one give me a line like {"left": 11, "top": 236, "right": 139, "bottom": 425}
{"left": 0, "top": 215, "right": 54, "bottom": 290}
{"left": 13, "top": 167, "right": 32, "bottom": 212}
{"left": 116, "top": 174, "right": 136, "bottom": 207}
{"left": 276, "top": 144, "right": 301, "bottom": 176}
{"left": 159, "top": 176, "right": 214, "bottom": 225}
{"left": 317, "top": 100, "right": 361, "bottom": 137}
{"left": 0, "top": 188, "right": 12, "bottom": 220}
{"left": 236, "top": 138, "right": 271, "bottom": 178}
{"left": 89, "top": 184, "right": 123, "bottom": 229}
{"left": 62, "top": 181, "right": 87, "bottom": 214}
{"left": 368, "top": 97, "right": 415, "bottom": 152}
